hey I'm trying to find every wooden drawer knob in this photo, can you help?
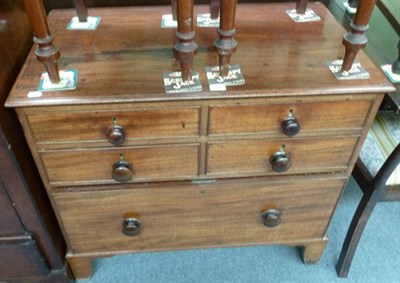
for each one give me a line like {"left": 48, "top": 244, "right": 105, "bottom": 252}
{"left": 112, "top": 154, "right": 134, "bottom": 182}
{"left": 122, "top": 218, "right": 141, "bottom": 237}
{"left": 270, "top": 145, "right": 291, "bottom": 172}
{"left": 281, "top": 110, "right": 300, "bottom": 137}
{"left": 107, "top": 117, "right": 125, "bottom": 146}
{"left": 261, "top": 209, "right": 281, "bottom": 227}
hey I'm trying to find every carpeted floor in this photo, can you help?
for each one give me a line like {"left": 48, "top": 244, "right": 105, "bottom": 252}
{"left": 76, "top": 177, "right": 400, "bottom": 283}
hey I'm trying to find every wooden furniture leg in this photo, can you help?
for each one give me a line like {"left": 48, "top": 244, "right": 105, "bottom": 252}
{"left": 174, "top": 0, "right": 197, "bottom": 81}
{"left": 296, "top": 0, "right": 309, "bottom": 14}
{"left": 214, "top": 0, "right": 237, "bottom": 77}
{"left": 335, "top": 185, "right": 379, "bottom": 277}
{"left": 171, "top": 0, "right": 177, "bottom": 21}
{"left": 67, "top": 255, "right": 93, "bottom": 279}
{"left": 341, "top": 0, "right": 377, "bottom": 72}
{"left": 301, "top": 238, "right": 328, "bottom": 263}
{"left": 210, "top": 0, "right": 220, "bottom": 19}
{"left": 22, "top": 0, "right": 61, "bottom": 84}
{"left": 74, "top": 0, "right": 88, "bottom": 22}
{"left": 336, "top": 142, "right": 400, "bottom": 277}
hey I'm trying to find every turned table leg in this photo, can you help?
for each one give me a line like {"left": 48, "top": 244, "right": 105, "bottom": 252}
{"left": 171, "top": 0, "right": 177, "bottom": 21}
{"left": 341, "top": 0, "right": 377, "bottom": 72}
{"left": 214, "top": 0, "right": 237, "bottom": 77}
{"left": 296, "top": 0, "right": 309, "bottom": 14}
{"left": 67, "top": 255, "right": 93, "bottom": 279}
{"left": 174, "top": 0, "right": 197, "bottom": 81}
{"left": 210, "top": 0, "right": 220, "bottom": 19}
{"left": 22, "top": 0, "right": 61, "bottom": 84}
{"left": 74, "top": 0, "right": 88, "bottom": 22}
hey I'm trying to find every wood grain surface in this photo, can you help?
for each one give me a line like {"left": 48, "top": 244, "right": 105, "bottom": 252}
{"left": 5, "top": 3, "right": 394, "bottom": 108}
{"left": 53, "top": 176, "right": 345, "bottom": 254}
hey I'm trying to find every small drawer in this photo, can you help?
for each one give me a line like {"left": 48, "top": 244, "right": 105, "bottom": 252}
{"left": 207, "top": 137, "right": 358, "bottom": 176}
{"left": 53, "top": 177, "right": 344, "bottom": 253}
{"left": 28, "top": 107, "right": 200, "bottom": 145}
{"left": 208, "top": 100, "right": 371, "bottom": 136}
{"left": 41, "top": 144, "right": 199, "bottom": 186}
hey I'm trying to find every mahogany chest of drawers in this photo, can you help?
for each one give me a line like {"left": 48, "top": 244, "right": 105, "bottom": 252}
{"left": 5, "top": 3, "right": 394, "bottom": 279}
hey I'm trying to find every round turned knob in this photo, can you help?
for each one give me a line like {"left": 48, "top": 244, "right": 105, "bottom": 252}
{"left": 107, "top": 118, "right": 125, "bottom": 146}
{"left": 281, "top": 110, "right": 300, "bottom": 137}
{"left": 261, "top": 209, "right": 281, "bottom": 227}
{"left": 112, "top": 154, "right": 133, "bottom": 182}
{"left": 122, "top": 218, "right": 141, "bottom": 237}
{"left": 270, "top": 145, "right": 291, "bottom": 172}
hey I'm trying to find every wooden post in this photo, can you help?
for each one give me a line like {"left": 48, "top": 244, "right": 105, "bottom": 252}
{"left": 214, "top": 0, "right": 237, "bottom": 77}
{"left": 210, "top": 0, "right": 220, "bottom": 19}
{"left": 22, "top": 0, "right": 61, "bottom": 84}
{"left": 74, "top": 0, "right": 88, "bottom": 22}
{"left": 171, "top": 0, "right": 177, "bottom": 21}
{"left": 296, "top": 0, "right": 308, "bottom": 14}
{"left": 174, "top": 0, "right": 197, "bottom": 81}
{"left": 341, "top": 0, "right": 377, "bottom": 72}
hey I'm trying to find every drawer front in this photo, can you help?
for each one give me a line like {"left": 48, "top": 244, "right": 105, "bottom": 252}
{"left": 209, "top": 100, "right": 371, "bottom": 136}
{"left": 41, "top": 144, "right": 199, "bottom": 185}
{"left": 28, "top": 107, "right": 200, "bottom": 144}
{"left": 207, "top": 137, "right": 358, "bottom": 176}
{"left": 53, "top": 177, "right": 344, "bottom": 253}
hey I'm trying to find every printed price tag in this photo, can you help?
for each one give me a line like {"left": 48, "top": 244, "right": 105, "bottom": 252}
{"left": 286, "top": 8, "right": 321, "bottom": 22}
{"left": 161, "top": 14, "right": 178, "bottom": 28}
{"left": 27, "top": 91, "right": 43, "bottom": 98}
{"left": 163, "top": 71, "right": 202, "bottom": 93}
{"left": 67, "top": 16, "right": 101, "bottom": 30}
{"left": 197, "top": 13, "right": 220, "bottom": 27}
{"left": 39, "top": 69, "right": 78, "bottom": 91}
{"left": 327, "top": 60, "right": 370, "bottom": 80}
{"left": 206, "top": 64, "right": 245, "bottom": 90}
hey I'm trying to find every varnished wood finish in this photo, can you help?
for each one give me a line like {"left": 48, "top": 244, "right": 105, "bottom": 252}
{"left": 175, "top": 0, "right": 197, "bottom": 81}
{"left": 171, "top": 0, "right": 177, "bottom": 20}
{"left": 5, "top": 4, "right": 394, "bottom": 108}
{"left": 207, "top": 137, "right": 358, "bottom": 176}
{"left": 210, "top": 0, "right": 220, "bottom": 19}
{"left": 341, "top": 0, "right": 378, "bottom": 72}
{"left": 41, "top": 144, "right": 199, "bottom": 185}
{"left": 0, "top": 237, "right": 49, "bottom": 278}
{"left": 208, "top": 98, "right": 372, "bottom": 136}
{"left": 22, "top": 0, "right": 61, "bottom": 83}
{"left": 296, "top": 0, "right": 309, "bottom": 14}
{"left": 28, "top": 107, "right": 200, "bottom": 145}
{"left": 5, "top": 3, "right": 394, "bottom": 279}
{"left": 215, "top": 0, "right": 237, "bottom": 76}
{"left": 0, "top": 1, "right": 71, "bottom": 281}
{"left": 54, "top": 176, "right": 344, "bottom": 253}
{"left": 0, "top": 182, "right": 25, "bottom": 235}
{"left": 66, "top": 256, "right": 93, "bottom": 279}
{"left": 74, "top": 0, "right": 88, "bottom": 22}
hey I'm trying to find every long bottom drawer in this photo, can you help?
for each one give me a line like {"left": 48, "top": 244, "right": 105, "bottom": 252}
{"left": 53, "top": 176, "right": 345, "bottom": 253}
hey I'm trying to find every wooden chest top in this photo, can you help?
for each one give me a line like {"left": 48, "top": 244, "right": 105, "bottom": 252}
{"left": 5, "top": 2, "right": 394, "bottom": 108}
